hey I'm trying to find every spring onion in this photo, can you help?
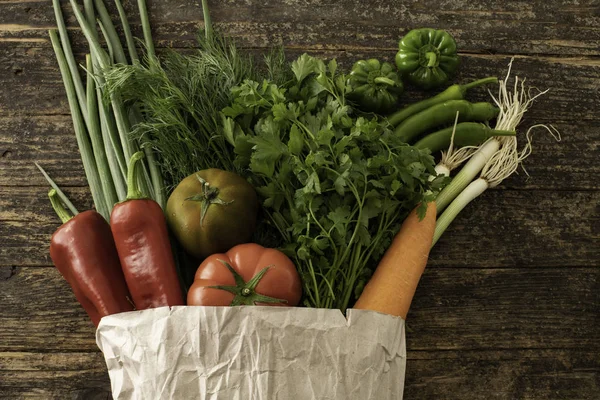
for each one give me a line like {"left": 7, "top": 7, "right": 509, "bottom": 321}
{"left": 44, "top": 0, "right": 166, "bottom": 215}
{"left": 68, "top": 0, "right": 157, "bottom": 200}
{"left": 435, "top": 59, "right": 545, "bottom": 214}
{"left": 137, "top": 0, "right": 156, "bottom": 62}
{"left": 97, "top": 21, "right": 116, "bottom": 64}
{"left": 83, "top": 0, "right": 96, "bottom": 38}
{"left": 92, "top": 0, "right": 128, "bottom": 64}
{"left": 432, "top": 63, "right": 560, "bottom": 245}
{"left": 81, "top": 0, "right": 127, "bottom": 199}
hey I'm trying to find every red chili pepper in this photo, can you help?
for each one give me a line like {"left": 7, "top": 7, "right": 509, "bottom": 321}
{"left": 110, "top": 152, "right": 184, "bottom": 310}
{"left": 48, "top": 190, "right": 134, "bottom": 327}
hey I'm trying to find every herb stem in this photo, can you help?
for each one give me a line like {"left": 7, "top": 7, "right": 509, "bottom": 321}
{"left": 340, "top": 243, "right": 363, "bottom": 310}
{"left": 307, "top": 258, "right": 321, "bottom": 307}
{"left": 308, "top": 198, "right": 336, "bottom": 252}
{"left": 330, "top": 169, "right": 366, "bottom": 271}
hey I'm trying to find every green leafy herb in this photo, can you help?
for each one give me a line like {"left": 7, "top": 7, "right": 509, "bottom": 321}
{"left": 225, "top": 54, "right": 446, "bottom": 311}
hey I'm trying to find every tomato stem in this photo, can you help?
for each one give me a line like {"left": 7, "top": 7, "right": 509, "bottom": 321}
{"left": 185, "top": 174, "right": 234, "bottom": 226}
{"left": 207, "top": 260, "right": 288, "bottom": 306}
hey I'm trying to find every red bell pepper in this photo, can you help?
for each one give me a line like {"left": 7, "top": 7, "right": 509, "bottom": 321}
{"left": 111, "top": 152, "right": 184, "bottom": 310}
{"left": 48, "top": 190, "right": 134, "bottom": 327}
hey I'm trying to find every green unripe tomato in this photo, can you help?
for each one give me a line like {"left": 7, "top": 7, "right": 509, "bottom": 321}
{"left": 166, "top": 169, "right": 259, "bottom": 260}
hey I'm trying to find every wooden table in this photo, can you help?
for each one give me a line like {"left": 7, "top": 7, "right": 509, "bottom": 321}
{"left": 1, "top": 1, "right": 599, "bottom": 398}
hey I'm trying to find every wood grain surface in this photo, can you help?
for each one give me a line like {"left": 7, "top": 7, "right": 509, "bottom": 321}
{"left": 1, "top": 0, "right": 599, "bottom": 399}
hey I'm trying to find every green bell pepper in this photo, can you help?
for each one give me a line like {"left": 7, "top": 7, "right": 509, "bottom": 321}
{"left": 395, "top": 28, "right": 459, "bottom": 90}
{"left": 347, "top": 59, "right": 403, "bottom": 113}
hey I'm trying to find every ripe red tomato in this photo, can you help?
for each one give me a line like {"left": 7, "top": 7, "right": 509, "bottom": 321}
{"left": 187, "top": 243, "right": 302, "bottom": 307}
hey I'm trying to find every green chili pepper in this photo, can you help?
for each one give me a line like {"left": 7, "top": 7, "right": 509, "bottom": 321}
{"left": 386, "top": 76, "right": 498, "bottom": 127}
{"left": 395, "top": 28, "right": 459, "bottom": 90}
{"left": 394, "top": 100, "right": 499, "bottom": 144}
{"left": 414, "top": 122, "right": 516, "bottom": 153}
{"left": 347, "top": 59, "right": 404, "bottom": 113}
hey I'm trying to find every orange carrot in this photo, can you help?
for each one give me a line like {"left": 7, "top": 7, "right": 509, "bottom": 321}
{"left": 354, "top": 202, "right": 437, "bottom": 319}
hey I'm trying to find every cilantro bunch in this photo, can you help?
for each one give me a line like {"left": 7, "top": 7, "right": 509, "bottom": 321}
{"left": 223, "top": 54, "right": 444, "bottom": 311}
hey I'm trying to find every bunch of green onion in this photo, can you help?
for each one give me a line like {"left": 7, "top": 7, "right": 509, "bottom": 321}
{"left": 39, "top": 0, "right": 165, "bottom": 220}
{"left": 432, "top": 60, "right": 560, "bottom": 245}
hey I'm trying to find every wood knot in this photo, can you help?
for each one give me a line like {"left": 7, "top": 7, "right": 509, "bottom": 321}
{"left": 1, "top": 266, "right": 17, "bottom": 281}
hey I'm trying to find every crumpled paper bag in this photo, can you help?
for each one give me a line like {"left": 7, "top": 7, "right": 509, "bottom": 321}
{"left": 96, "top": 306, "right": 406, "bottom": 399}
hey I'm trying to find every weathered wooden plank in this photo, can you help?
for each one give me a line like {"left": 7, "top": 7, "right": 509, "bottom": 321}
{"left": 1, "top": 187, "right": 597, "bottom": 268}
{"left": 0, "top": 352, "right": 110, "bottom": 400}
{"left": 1, "top": 220, "right": 54, "bottom": 266}
{"left": 404, "top": 349, "right": 600, "bottom": 400}
{"left": 429, "top": 189, "right": 600, "bottom": 269}
{"left": 0, "top": 45, "right": 70, "bottom": 116}
{"left": 408, "top": 267, "right": 600, "bottom": 351}
{"left": 0, "top": 267, "right": 597, "bottom": 352}
{"left": 2, "top": 0, "right": 599, "bottom": 56}
{"left": 0, "top": 115, "right": 87, "bottom": 187}
{"left": 0, "top": 268, "right": 98, "bottom": 353}
{"left": 0, "top": 186, "right": 91, "bottom": 222}
{"left": 0, "top": 349, "right": 597, "bottom": 399}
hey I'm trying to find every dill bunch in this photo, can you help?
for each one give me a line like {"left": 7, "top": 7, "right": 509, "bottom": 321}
{"left": 102, "top": 31, "right": 261, "bottom": 190}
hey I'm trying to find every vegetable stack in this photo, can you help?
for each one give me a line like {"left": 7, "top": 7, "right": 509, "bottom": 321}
{"left": 42, "top": 0, "right": 555, "bottom": 327}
